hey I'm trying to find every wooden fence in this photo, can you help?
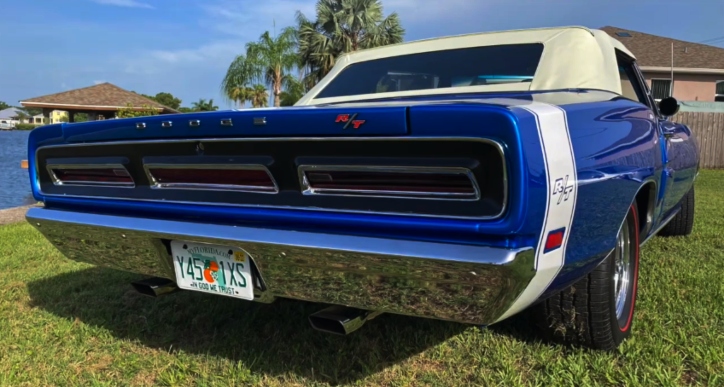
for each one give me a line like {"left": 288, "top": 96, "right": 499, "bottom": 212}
{"left": 672, "top": 111, "right": 724, "bottom": 169}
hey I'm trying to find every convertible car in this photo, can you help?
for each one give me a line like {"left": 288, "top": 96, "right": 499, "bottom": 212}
{"left": 26, "top": 26, "right": 699, "bottom": 351}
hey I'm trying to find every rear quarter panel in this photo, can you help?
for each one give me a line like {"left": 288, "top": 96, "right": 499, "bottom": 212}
{"left": 544, "top": 98, "right": 663, "bottom": 294}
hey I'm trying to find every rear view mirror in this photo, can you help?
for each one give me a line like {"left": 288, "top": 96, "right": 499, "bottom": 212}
{"left": 658, "top": 97, "right": 680, "bottom": 117}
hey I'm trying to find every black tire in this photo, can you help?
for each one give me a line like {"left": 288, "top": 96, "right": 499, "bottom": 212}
{"left": 533, "top": 202, "right": 640, "bottom": 351}
{"left": 658, "top": 185, "right": 695, "bottom": 237}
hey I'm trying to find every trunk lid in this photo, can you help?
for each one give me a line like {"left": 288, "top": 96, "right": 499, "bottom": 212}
{"left": 60, "top": 105, "right": 409, "bottom": 143}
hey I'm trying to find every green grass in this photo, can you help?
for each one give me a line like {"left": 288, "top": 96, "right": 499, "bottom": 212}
{"left": 1, "top": 171, "right": 724, "bottom": 386}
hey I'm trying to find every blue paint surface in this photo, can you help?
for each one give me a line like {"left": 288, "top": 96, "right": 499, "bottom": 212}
{"left": 26, "top": 89, "right": 700, "bottom": 301}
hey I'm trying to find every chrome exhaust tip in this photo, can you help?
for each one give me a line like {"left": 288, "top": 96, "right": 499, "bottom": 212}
{"left": 131, "top": 277, "right": 178, "bottom": 297}
{"left": 308, "top": 305, "right": 382, "bottom": 335}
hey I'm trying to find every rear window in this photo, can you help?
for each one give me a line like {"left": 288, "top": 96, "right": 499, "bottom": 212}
{"left": 315, "top": 43, "right": 544, "bottom": 99}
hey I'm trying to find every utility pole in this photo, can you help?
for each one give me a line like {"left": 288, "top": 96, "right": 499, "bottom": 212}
{"left": 670, "top": 42, "right": 674, "bottom": 97}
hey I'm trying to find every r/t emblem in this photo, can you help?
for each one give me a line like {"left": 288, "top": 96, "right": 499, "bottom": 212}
{"left": 552, "top": 175, "right": 574, "bottom": 205}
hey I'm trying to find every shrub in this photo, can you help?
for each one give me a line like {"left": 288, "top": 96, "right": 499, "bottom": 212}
{"left": 14, "top": 123, "right": 37, "bottom": 130}
{"left": 116, "top": 103, "right": 160, "bottom": 118}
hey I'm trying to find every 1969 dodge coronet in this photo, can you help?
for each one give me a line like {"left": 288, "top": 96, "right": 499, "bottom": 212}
{"left": 26, "top": 26, "right": 699, "bottom": 350}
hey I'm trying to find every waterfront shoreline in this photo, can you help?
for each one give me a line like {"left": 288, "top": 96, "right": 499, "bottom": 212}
{"left": 0, "top": 204, "right": 40, "bottom": 225}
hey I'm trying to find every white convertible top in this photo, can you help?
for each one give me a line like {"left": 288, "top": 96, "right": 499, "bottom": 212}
{"left": 296, "top": 26, "right": 635, "bottom": 106}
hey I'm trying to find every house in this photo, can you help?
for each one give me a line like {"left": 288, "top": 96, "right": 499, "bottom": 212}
{"left": 0, "top": 107, "right": 25, "bottom": 127}
{"left": 0, "top": 107, "right": 62, "bottom": 126}
{"left": 49, "top": 110, "right": 67, "bottom": 124}
{"left": 602, "top": 26, "right": 724, "bottom": 102}
{"left": 29, "top": 113, "right": 46, "bottom": 125}
{"left": 19, "top": 82, "right": 179, "bottom": 122}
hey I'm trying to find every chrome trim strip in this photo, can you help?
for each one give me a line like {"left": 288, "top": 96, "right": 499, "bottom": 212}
{"left": 143, "top": 163, "right": 279, "bottom": 194}
{"left": 26, "top": 207, "right": 536, "bottom": 324}
{"left": 298, "top": 165, "right": 481, "bottom": 201}
{"left": 34, "top": 137, "right": 509, "bottom": 221}
{"left": 46, "top": 163, "right": 135, "bottom": 188}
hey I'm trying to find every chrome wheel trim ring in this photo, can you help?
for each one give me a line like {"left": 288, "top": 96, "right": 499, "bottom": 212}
{"left": 614, "top": 218, "right": 632, "bottom": 320}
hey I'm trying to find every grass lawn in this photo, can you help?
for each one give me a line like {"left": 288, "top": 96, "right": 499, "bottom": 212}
{"left": 1, "top": 171, "right": 723, "bottom": 386}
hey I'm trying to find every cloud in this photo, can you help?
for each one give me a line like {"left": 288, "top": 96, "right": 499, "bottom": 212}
{"left": 112, "top": 0, "right": 490, "bottom": 108}
{"left": 148, "top": 40, "right": 243, "bottom": 66}
{"left": 200, "top": 0, "right": 314, "bottom": 38}
{"left": 90, "top": 0, "right": 154, "bottom": 9}
{"left": 130, "top": 0, "right": 313, "bottom": 71}
{"left": 106, "top": 0, "right": 317, "bottom": 109}
{"left": 93, "top": 80, "right": 106, "bottom": 85}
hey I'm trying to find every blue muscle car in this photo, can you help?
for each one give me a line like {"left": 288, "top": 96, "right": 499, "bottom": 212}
{"left": 25, "top": 26, "right": 699, "bottom": 351}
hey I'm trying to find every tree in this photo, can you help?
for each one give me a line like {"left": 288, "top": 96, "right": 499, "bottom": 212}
{"left": 116, "top": 103, "right": 160, "bottom": 118}
{"left": 221, "top": 55, "right": 256, "bottom": 107}
{"left": 222, "top": 28, "right": 298, "bottom": 108}
{"left": 58, "top": 112, "right": 89, "bottom": 123}
{"left": 178, "top": 107, "right": 194, "bottom": 113}
{"left": 295, "top": 0, "right": 404, "bottom": 86}
{"left": 0, "top": 101, "right": 10, "bottom": 110}
{"left": 280, "top": 76, "right": 306, "bottom": 106}
{"left": 249, "top": 85, "right": 269, "bottom": 108}
{"left": 133, "top": 91, "right": 182, "bottom": 110}
{"left": 11, "top": 110, "right": 30, "bottom": 122}
{"left": 12, "top": 111, "right": 29, "bottom": 123}
{"left": 150, "top": 92, "right": 182, "bottom": 110}
{"left": 247, "top": 28, "right": 298, "bottom": 107}
{"left": 191, "top": 99, "right": 219, "bottom": 112}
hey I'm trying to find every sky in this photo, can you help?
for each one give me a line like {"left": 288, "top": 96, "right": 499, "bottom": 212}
{"left": 1, "top": 0, "right": 723, "bottom": 110}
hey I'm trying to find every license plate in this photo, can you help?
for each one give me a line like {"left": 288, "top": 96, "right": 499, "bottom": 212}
{"left": 170, "top": 240, "right": 254, "bottom": 300}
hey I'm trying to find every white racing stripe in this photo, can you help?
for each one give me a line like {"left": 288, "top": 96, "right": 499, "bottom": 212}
{"left": 495, "top": 101, "right": 578, "bottom": 322}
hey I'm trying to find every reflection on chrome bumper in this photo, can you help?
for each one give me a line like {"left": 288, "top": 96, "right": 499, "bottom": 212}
{"left": 27, "top": 207, "right": 535, "bottom": 325}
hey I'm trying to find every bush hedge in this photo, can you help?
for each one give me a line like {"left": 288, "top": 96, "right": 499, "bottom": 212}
{"left": 13, "top": 123, "right": 38, "bottom": 130}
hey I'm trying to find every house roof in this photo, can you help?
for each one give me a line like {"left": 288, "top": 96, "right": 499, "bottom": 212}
{"left": 601, "top": 26, "right": 724, "bottom": 71}
{"left": 0, "top": 107, "right": 25, "bottom": 119}
{"left": 19, "top": 83, "right": 180, "bottom": 113}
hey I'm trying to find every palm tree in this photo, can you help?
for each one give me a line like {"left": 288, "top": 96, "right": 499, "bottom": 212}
{"left": 12, "top": 111, "right": 30, "bottom": 123}
{"left": 295, "top": 0, "right": 404, "bottom": 86}
{"left": 280, "top": 76, "right": 306, "bottom": 106}
{"left": 221, "top": 54, "right": 255, "bottom": 107}
{"left": 244, "top": 28, "right": 298, "bottom": 107}
{"left": 191, "top": 99, "right": 219, "bottom": 112}
{"left": 249, "top": 85, "right": 269, "bottom": 108}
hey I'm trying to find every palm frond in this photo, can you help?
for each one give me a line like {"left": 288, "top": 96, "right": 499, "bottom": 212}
{"left": 294, "top": 0, "right": 405, "bottom": 84}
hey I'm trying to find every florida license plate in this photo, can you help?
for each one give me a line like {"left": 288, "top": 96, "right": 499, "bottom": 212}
{"left": 170, "top": 240, "right": 254, "bottom": 300}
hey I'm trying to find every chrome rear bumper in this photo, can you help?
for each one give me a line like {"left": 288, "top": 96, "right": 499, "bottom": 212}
{"left": 26, "top": 207, "right": 535, "bottom": 325}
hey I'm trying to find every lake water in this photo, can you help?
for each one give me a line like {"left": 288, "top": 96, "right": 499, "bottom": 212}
{"left": 0, "top": 131, "right": 36, "bottom": 210}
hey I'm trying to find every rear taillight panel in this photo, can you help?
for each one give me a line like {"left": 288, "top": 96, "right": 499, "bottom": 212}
{"left": 299, "top": 166, "right": 480, "bottom": 200}
{"left": 145, "top": 164, "right": 278, "bottom": 193}
{"left": 34, "top": 138, "right": 507, "bottom": 219}
{"left": 47, "top": 164, "right": 134, "bottom": 187}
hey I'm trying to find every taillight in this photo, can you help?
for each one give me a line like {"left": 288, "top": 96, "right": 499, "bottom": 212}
{"left": 145, "top": 165, "right": 277, "bottom": 193}
{"left": 299, "top": 166, "right": 479, "bottom": 200}
{"left": 48, "top": 165, "right": 134, "bottom": 187}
